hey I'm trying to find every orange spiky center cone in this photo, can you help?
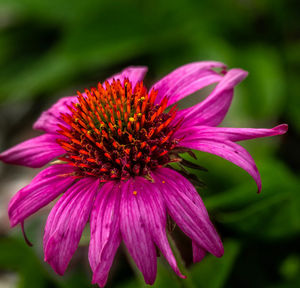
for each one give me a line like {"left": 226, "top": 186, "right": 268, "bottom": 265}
{"left": 57, "top": 78, "right": 182, "bottom": 182}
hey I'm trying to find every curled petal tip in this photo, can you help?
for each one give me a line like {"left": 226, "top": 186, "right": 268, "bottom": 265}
{"left": 91, "top": 277, "right": 97, "bottom": 285}
{"left": 212, "top": 241, "right": 224, "bottom": 258}
{"left": 257, "top": 179, "right": 262, "bottom": 194}
{"left": 47, "top": 259, "right": 65, "bottom": 276}
{"left": 223, "top": 68, "right": 248, "bottom": 86}
{"left": 9, "top": 219, "right": 17, "bottom": 228}
{"left": 274, "top": 124, "right": 288, "bottom": 134}
{"left": 234, "top": 68, "right": 249, "bottom": 81}
{"left": 216, "top": 248, "right": 225, "bottom": 258}
{"left": 91, "top": 277, "right": 105, "bottom": 288}
{"left": 145, "top": 278, "right": 156, "bottom": 286}
{"left": 169, "top": 260, "right": 186, "bottom": 279}
{"left": 177, "top": 270, "right": 187, "bottom": 279}
{"left": 55, "top": 269, "right": 65, "bottom": 276}
{"left": 257, "top": 183, "right": 262, "bottom": 194}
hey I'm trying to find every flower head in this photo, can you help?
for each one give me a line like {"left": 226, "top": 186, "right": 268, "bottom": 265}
{"left": 57, "top": 79, "right": 181, "bottom": 181}
{"left": 0, "top": 62, "right": 287, "bottom": 286}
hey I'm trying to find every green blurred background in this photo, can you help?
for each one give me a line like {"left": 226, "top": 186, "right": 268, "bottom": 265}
{"left": 0, "top": 0, "right": 299, "bottom": 287}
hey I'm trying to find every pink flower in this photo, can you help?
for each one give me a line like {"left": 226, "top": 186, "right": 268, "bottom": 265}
{"left": 0, "top": 62, "right": 287, "bottom": 286}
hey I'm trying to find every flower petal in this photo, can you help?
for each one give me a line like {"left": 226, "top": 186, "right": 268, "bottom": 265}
{"left": 33, "top": 96, "right": 77, "bottom": 134}
{"left": 106, "top": 66, "right": 148, "bottom": 89}
{"left": 0, "top": 134, "right": 65, "bottom": 168}
{"left": 89, "top": 181, "right": 121, "bottom": 287}
{"left": 151, "top": 61, "right": 226, "bottom": 106}
{"left": 153, "top": 168, "right": 223, "bottom": 257}
{"left": 8, "top": 164, "right": 75, "bottom": 227}
{"left": 176, "top": 124, "right": 288, "bottom": 142}
{"left": 158, "top": 167, "right": 211, "bottom": 263}
{"left": 175, "top": 68, "right": 248, "bottom": 128}
{"left": 44, "top": 177, "right": 99, "bottom": 275}
{"left": 133, "top": 177, "right": 185, "bottom": 278}
{"left": 192, "top": 243, "right": 206, "bottom": 263}
{"left": 119, "top": 178, "right": 157, "bottom": 285}
{"left": 180, "top": 136, "right": 262, "bottom": 192}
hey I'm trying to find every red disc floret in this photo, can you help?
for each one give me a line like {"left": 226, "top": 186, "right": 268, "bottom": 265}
{"left": 57, "top": 78, "right": 182, "bottom": 182}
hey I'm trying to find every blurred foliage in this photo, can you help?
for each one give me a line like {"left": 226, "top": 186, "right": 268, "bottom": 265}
{"left": 0, "top": 0, "right": 299, "bottom": 287}
{"left": 0, "top": 237, "right": 56, "bottom": 288}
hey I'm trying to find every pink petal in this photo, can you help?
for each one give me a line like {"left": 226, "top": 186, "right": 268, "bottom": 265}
{"left": 153, "top": 168, "right": 223, "bottom": 258}
{"left": 0, "top": 134, "right": 65, "bottom": 168}
{"left": 176, "top": 124, "right": 288, "bottom": 142}
{"left": 133, "top": 177, "right": 185, "bottom": 279}
{"left": 175, "top": 68, "right": 248, "bottom": 128}
{"left": 151, "top": 61, "right": 226, "bottom": 106}
{"left": 180, "top": 136, "right": 262, "bottom": 192}
{"left": 155, "top": 167, "right": 210, "bottom": 263}
{"left": 192, "top": 243, "right": 206, "bottom": 263}
{"left": 106, "top": 66, "right": 148, "bottom": 89}
{"left": 89, "top": 181, "right": 121, "bottom": 287}
{"left": 33, "top": 96, "right": 77, "bottom": 134}
{"left": 8, "top": 164, "right": 75, "bottom": 227}
{"left": 44, "top": 177, "right": 99, "bottom": 275}
{"left": 119, "top": 178, "right": 157, "bottom": 285}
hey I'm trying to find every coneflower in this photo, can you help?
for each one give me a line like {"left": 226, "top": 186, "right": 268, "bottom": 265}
{"left": 0, "top": 62, "right": 287, "bottom": 287}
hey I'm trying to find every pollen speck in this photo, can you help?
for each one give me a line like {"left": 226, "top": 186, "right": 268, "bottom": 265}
{"left": 162, "top": 180, "right": 165, "bottom": 183}
{"left": 133, "top": 190, "right": 137, "bottom": 195}
{"left": 129, "top": 117, "right": 134, "bottom": 122}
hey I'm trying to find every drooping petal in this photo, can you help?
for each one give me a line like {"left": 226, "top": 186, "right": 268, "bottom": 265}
{"left": 119, "top": 178, "right": 157, "bottom": 285}
{"left": 33, "top": 96, "right": 77, "bottom": 134}
{"left": 8, "top": 164, "right": 75, "bottom": 227}
{"left": 157, "top": 168, "right": 210, "bottom": 263}
{"left": 89, "top": 181, "right": 121, "bottom": 287}
{"left": 192, "top": 243, "right": 206, "bottom": 263}
{"left": 175, "top": 68, "right": 248, "bottom": 128}
{"left": 0, "top": 134, "right": 65, "bottom": 168}
{"left": 133, "top": 177, "right": 185, "bottom": 278}
{"left": 151, "top": 61, "right": 226, "bottom": 105}
{"left": 180, "top": 136, "right": 262, "bottom": 192}
{"left": 153, "top": 168, "right": 223, "bottom": 258}
{"left": 106, "top": 66, "right": 148, "bottom": 89}
{"left": 44, "top": 177, "right": 99, "bottom": 275}
{"left": 176, "top": 124, "right": 288, "bottom": 142}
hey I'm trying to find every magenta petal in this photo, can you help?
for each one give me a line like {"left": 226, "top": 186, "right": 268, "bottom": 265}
{"left": 152, "top": 168, "right": 223, "bottom": 257}
{"left": 151, "top": 61, "right": 226, "bottom": 105}
{"left": 133, "top": 177, "right": 185, "bottom": 279}
{"left": 192, "top": 243, "right": 206, "bottom": 263}
{"left": 176, "top": 124, "right": 288, "bottom": 142}
{"left": 175, "top": 68, "right": 248, "bottom": 128}
{"left": 44, "top": 177, "right": 99, "bottom": 275}
{"left": 8, "top": 164, "right": 75, "bottom": 227}
{"left": 0, "top": 134, "right": 65, "bottom": 168}
{"left": 33, "top": 96, "right": 77, "bottom": 134}
{"left": 119, "top": 178, "right": 157, "bottom": 285}
{"left": 159, "top": 167, "right": 210, "bottom": 263}
{"left": 180, "top": 136, "right": 262, "bottom": 192}
{"left": 89, "top": 181, "right": 121, "bottom": 287}
{"left": 106, "top": 66, "right": 148, "bottom": 89}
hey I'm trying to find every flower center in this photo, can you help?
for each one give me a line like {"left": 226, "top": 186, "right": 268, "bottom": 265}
{"left": 57, "top": 78, "right": 182, "bottom": 182}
